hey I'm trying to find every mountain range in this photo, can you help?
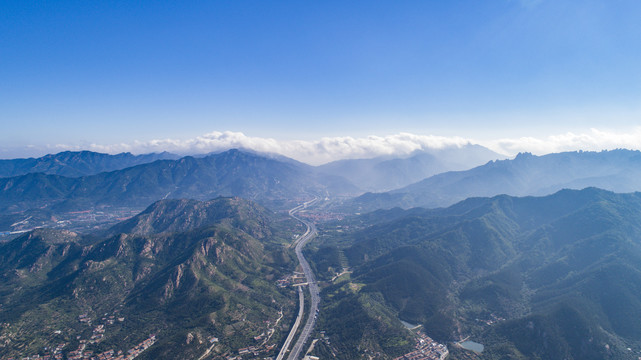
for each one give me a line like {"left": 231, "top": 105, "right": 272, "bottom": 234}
{"left": 4, "top": 184, "right": 641, "bottom": 359}
{"left": 0, "top": 151, "right": 179, "bottom": 178}
{"left": 0, "top": 149, "right": 358, "bottom": 215}
{"left": 0, "top": 145, "right": 504, "bottom": 219}
{"left": 4, "top": 147, "right": 641, "bottom": 359}
{"left": 311, "top": 188, "right": 641, "bottom": 359}
{"left": 349, "top": 149, "right": 641, "bottom": 212}
{"left": 0, "top": 197, "right": 299, "bottom": 359}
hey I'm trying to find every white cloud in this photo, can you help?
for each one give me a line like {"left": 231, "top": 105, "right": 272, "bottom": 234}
{"left": 486, "top": 127, "right": 641, "bottom": 156}
{"left": 72, "top": 131, "right": 472, "bottom": 165}
{"left": 8, "top": 128, "right": 641, "bottom": 164}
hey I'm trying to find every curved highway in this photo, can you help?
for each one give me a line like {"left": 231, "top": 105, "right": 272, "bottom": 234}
{"left": 277, "top": 198, "right": 320, "bottom": 360}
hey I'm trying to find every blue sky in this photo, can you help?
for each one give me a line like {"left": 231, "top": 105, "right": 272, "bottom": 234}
{"left": 2, "top": 0, "right": 641, "bottom": 161}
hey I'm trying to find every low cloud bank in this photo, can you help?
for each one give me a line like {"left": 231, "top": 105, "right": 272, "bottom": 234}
{"left": 487, "top": 127, "right": 641, "bottom": 156}
{"left": 6, "top": 128, "right": 641, "bottom": 164}
{"left": 63, "top": 132, "right": 473, "bottom": 165}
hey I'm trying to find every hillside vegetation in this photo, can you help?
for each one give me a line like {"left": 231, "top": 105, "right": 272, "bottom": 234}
{"left": 0, "top": 197, "right": 299, "bottom": 359}
{"left": 0, "top": 149, "right": 358, "bottom": 214}
{"left": 313, "top": 188, "right": 641, "bottom": 359}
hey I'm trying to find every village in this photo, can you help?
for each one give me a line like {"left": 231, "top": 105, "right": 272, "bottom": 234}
{"left": 217, "top": 325, "right": 279, "bottom": 360}
{"left": 475, "top": 313, "right": 505, "bottom": 327}
{"left": 8, "top": 312, "right": 156, "bottom": 360}
{"left": 276, "top": 272, "right": 309, "bottom": 288}
{"left": 393, "top": 331, "right": 449, "bottom": 360}
{"left": 0, "top": 207, "right": 141, "bottom": 241}
{"left": 199, "top": 306, "right": 288, "bottom": 360}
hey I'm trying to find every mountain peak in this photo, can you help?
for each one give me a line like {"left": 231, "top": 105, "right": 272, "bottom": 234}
{"left": 106, "top": 197, "right": 273, "bottom": 237}
{"left": 514, "top": 152, "right": 533, "bottom": 160}
{"left": 24, "top": 228, "right": 79, "bottom": 244}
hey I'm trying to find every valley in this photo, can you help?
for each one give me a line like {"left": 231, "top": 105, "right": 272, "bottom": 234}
{"left": 0, "top": 207, "right": 143, "bottom": 241}
{"left": 2, "top": 149, "right": 641, "bottom": 359}
{"left": 284, "top": 198, "right": 321, "bottom": 360}
{"left": 5, "top": 1, "right": 640, "bottom": 358}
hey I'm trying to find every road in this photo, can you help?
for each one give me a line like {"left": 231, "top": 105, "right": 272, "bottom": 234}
{"left": 277, "top": 198, "right": 320, "bottom": 360}
{"left": 275, "top": 286, "right": 305, "bottom": 360}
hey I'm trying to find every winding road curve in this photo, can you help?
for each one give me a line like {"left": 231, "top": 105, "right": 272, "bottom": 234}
{"left": 276, "top": 198, "right": 320, "bottom": 360}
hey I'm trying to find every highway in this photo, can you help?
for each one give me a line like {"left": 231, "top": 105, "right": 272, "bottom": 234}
{"left": 277, "top": 198, "right": 320, "bottom": 360}
{"left": 275, "top": 286, "right": 305, "bottom": 360}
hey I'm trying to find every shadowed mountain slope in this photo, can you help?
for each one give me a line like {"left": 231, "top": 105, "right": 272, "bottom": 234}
{"left": 0, "top": 150, "right": 179, "bottom": 178}
{"left": 0, "top": 149, "right": 358, "bottom": 214}
{"left": 313, "top": 188, "right": 641, "bottom": 359}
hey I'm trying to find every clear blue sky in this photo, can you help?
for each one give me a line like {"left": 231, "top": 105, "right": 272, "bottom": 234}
{"left": 2, "top": 0, "right": 641, "bottom": 156}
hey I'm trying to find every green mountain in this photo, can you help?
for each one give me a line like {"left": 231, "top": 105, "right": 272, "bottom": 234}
{"left": 0, "top": 149, "right": 358, "bottom": 214}
{"left": 0, "top": 150, "right": 179, "bottom": 178}
{"left": 348, "top": 149, "right": 641, "bottom": 212}
{"left": 0, "top": 197, "right": 300, "bottom": 359}
{"left": 105, "top": 197, "right": 275, "bottom": 237}
{"left": 311, "top": 188, "right": 641, "bottom": 359}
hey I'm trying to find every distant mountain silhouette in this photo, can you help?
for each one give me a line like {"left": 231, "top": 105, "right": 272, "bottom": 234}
{"left": 318, "top": 144, "right": 503, "bottom": 192}
{"left": 349, "top": 149, "right": 641, "bottom": 211}
{"left": 0, "top": 150, "right": 179, "bottom": 178}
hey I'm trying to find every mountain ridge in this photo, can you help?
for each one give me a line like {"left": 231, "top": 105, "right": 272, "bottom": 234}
{"left": 0, "top": 150, "right": 180, "bottom": 178}
{"left": 0, "top": 196, "right": 299, "bottom": 359}
{"left": 0, "top": 149, "right": 359, "bottom": 214}
{"left": 348, "top": 149, "right": 641, "bottom": 211}
{"left": 312, "top": 188, "right": 641, "bottom": 359}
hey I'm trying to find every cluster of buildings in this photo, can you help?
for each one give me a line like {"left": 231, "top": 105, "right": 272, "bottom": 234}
{"left": 9, "top": 312, "right": 154, "bottom": 360}
{"left": 295, "top": 211, "right": 345, "bottom": 223}
{"left": 276, "top": 272, "right": 307, "bottom": 288}
{"left": 220, "top": 332, "right": 279, "bottom": 359}
{"left": 209, "top": 311, "right": 284, "bottom": 360}
{"left": 54, "top": 208, "right": 141, "bottom": 232}
{"left": 13, "top": 335, "right": 157, "bottom": 360}
{"left": 0, "top": 208, "right": 141, "bottom": 240}
{"left": 64, "top": 334, "right": 156, "bottom": 360}
{"left": 236, "top": 343, "right": 277, "bottom": 357}
{"left": 394, "top": 331, "right": 449, "bottom": 360}
{"left": 8, "top": 342, "right": 67, "bottom": 360}
{"left": 475, "top": 313, "right": 505, "bottom": 326}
